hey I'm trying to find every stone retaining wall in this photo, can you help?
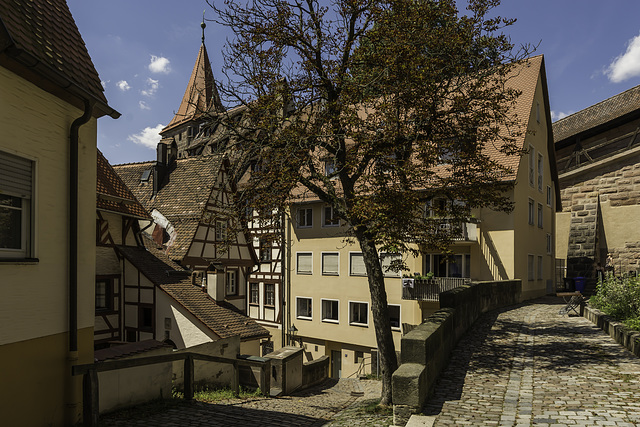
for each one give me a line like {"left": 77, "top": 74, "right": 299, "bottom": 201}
{"left": 392, "top": 280, "right": 522, "bottom": 426}
{"left": 582, "top": 304, "right": 640, "bottom": 357}
{"left": 302, "top": 355, "right": 330, "bottom": 389}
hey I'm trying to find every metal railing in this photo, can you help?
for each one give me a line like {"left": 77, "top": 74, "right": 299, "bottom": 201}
{"left": 72, "top": 351, "right": 270, "bottom": 427}
{"left": 402, "top": 277, "right": 471, "bottom": 301}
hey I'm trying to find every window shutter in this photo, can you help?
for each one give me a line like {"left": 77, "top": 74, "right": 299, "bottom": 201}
{"left": 322, "top": 253, "right": 339, "bottom": 274}
{"left": 350, "top": 253, "right": 366, "bottom": 276}
{"left": 297, "top": 253, "right": 312, "bottom": 273}
{"left": 0, "top": 151, "right": 32, "bottom": 199}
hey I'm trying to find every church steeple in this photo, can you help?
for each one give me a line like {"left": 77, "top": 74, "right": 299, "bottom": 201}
{"left": 161, "top": 17, "right": 224, "bottom": 135}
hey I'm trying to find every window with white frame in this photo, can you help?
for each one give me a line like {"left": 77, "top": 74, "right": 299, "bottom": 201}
{"left": 0, "top": 150, "right": 34, "bottom": 259}
{"left": 547, "top": 185, "right": 553, "bottom": 207}
{"left": 297, "top": 207, "right": 312, "bottom": 228}
{"left": 528, "top": 254, "right": 534, "bottom": 281}
{"left": 380, "top": 253, "right": 401, "bottom": 277}
{"left": 537, "top": 203, "right": 543, "bottom": 228}
{"left": 249, "top": 283, "right": 259, "bottom": 304}
{"left": 538, "top": 153, "right": 543, "bottom": 191}
{"left": 296, "top": 252, "right": 312, "bottom": 274}
{"left": 388, "top": 304, "right": 401, "bottom": 329}
{"left": 322, "top": 252, "right": 339, "bottom": 275}
{"left": 296, "top": 297, "right": 312, "bottom": 319}
{"left": 528, "top": 144, "right": 535, "bottom": 187}
{"left": 424, "top": 253, "right": 471, "bottom": 278}
{"left": 259, "top": 239, "right": 272, "bottom": 262}
{"left": 321, "top": 299, "right": 339, "bottom": 323}
{"left": 226, "top": 270, "right": 237, "bottom": 295}
{"left": 349, "top": 252, "right": 367, "bottom": 276}
{"left": 349, "top": 301, "right": 369, "bottom": 326}
{"left": 265, "top": 283, "right": 275, "bottom": 306}
{"left": 323, "top": 205, "right": 339, "bottom": 227}
{"left": 528, "top": 198, "right": 534, "bottom": 225}
{"left": 537, "top": 255, "right": 543, "bottom": 280}
{"left": 215, "top": 220, "right": 227, "bottom": 241}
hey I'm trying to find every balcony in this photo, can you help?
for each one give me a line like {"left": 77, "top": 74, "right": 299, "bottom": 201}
{"left": 435, "top": 219, "right": 478, "bottom": 243}
{"left": 402, "top": 277, "right": 471, "bottom": 301}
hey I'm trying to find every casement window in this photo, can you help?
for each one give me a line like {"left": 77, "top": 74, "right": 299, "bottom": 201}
{"left": 323, "top": 205, "right": 339, "bottom": 227}
{"left": 424, "top": 253, "right": 471, "bottom": 278}
{"left": 349, "top": 252, "right": 367, "bottom": 276}
{"left": 388, "top": 305, "right": 401, "bottom": 330}
{"left": 322, "top": 252, "right": 339, "bottom": 276}
{"left": 296, "top": 252, "right": 312, "bottom": 274}
{"left": 95, "top": 279, "right": 113, "bottom": 311}
{"left": 380, "top": 253, "right": 401, "bottom": 277}
{"left": 528, "top": 254, "right": 535, "bottom": 281}
{"left": 297, "top": 207, "right": 313, "bottom": 228}
{"left": 546, "top": 233, "right": 552, "bottom": 255}
{"left": 528, "top": 144, "right": 535, "bottom": 187}
{"left": 250, "top": 283, "right": 259, "bottom": 304}
{"left": 321, "top": 299, "right": 339, "bottom": 323}
{"left": 349, "top": 301, "right": 369, "bottom": 326}
{"left": 0, "top": 150, "right": 34, "bottom": 259}
{"left": 537, "top": 153, "right": 544, "bottom": 191}
{"left": 547, "top": 185, "right": 553, "bottom": 207}
{"left": 537, "top": 203, "right": 543, "bottom": 228}
{"left": 226, "top": 270, "right": 237, "bottom": 295}
{"left": 264, "top": 283, "right": 275, "bottom": 306}
{"left": 296, "top": 297, "right": 312, "bottom": 320}
{"left": 537, "top": 255, "right": 543, "bottom": 280}
{"left": 215, "top": 220, "right": 227, "bottom": 241}
{"left": 259, "top": 239, "right": 272, "bottom": 262}
{"left": 528, "top": 198, "right": 534, "bottom": 225}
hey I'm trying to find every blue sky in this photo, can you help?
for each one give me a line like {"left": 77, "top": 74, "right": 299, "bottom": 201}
{"left": 67, "top": 0, "right": 640, "bottom": 165}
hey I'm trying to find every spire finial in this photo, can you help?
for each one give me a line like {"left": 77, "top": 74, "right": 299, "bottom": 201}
{"left": 201, "top": 11, "right": 206, "bottom": 44}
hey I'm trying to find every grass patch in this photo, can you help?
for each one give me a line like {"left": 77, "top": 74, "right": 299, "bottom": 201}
{"left": 172, "top": 386, "right": 263, "bottom": 402}
{"left": 360, "top": 399, "right": 392, "bottom": 415}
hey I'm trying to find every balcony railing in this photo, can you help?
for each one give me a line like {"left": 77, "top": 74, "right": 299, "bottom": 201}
{"left": 435, "top": 219, "right": 478, "bottom": 242}
{"left": 402, "top": 277, "right": 471, "bottom": 301}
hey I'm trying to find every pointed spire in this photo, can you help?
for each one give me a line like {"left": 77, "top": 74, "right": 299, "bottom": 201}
{"left": 161, "top": 16, "right": 224, "bottom": 135}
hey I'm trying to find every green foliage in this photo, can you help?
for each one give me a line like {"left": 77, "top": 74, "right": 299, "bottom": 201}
{"left": 590, "top": 275, "right": 640, "bottom": 331}
{"left": 172, "top": 386, "right": 263, "bottom": 402}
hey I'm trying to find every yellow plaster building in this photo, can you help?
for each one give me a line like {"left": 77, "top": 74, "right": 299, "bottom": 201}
{"left": 0, "top": 1, "right": 118, "bottom": 425}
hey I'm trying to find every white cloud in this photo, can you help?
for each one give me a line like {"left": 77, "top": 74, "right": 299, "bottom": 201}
{"left": 127, "top": 124, "right": 165, "bottom": 149}
{"left": 101, "top": 80, "right": 109, "bottom": 89}
{"left": 606, "top": 33, "right": 640, "bottom": 83}
{"left": 139, "top": 101, "right": 151, "bottom": 110}
{"left": 116, "top": 80, "right": 131, "bottom": 91}
{"left": 149, "top": 55, "right": 171, "bottom": 74}
{"left": 141, "top": 78, "right": 159, "bottom": 97}
{"left": 551, "top": 110, "right": 572, "bottom": 122}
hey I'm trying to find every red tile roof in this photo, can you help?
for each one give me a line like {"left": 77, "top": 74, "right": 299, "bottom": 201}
{"left": 97, "top": 150, "right": 150, "bottom": 220}
{"left": 0, "top": 0, "right": 115, "bottom": 116}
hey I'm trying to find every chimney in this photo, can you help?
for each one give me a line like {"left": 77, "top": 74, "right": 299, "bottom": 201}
{"left": 154, "top": 143, "right": 168, "bottom": 197}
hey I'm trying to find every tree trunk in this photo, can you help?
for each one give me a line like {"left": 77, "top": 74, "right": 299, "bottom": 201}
{"left": 354, "top": 229, "right": 398, "bottom": 406}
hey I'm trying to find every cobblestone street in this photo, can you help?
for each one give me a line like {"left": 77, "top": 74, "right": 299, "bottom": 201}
{"left": 424, "top": 297, "right": 640, "bottom": 426}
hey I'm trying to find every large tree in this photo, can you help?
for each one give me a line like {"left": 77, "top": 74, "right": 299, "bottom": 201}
{"left": 209, "top": 0, "right": 531, "bottom": 405}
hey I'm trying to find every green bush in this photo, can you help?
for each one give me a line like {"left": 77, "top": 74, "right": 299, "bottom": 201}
{"left": 589, "top": 275, "right": 640, "bottom": 330}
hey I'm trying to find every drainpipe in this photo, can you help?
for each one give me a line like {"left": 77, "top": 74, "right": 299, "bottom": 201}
{"left": 69, "top": 98, "right": 94, "bottom": 352}
{"left": 280, "top": 210, "right": 286, "bottom": 348}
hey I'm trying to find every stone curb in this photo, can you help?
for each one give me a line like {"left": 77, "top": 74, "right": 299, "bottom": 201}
{"left": 583, "top": 304, "right": 640, "bottom": 357}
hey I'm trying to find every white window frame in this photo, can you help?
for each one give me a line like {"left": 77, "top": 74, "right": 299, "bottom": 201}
{"left": 528, "top": 144, "right": 535, "bottom": 187}
{"left": 528, "top": 198, "right": 534, "bottom": 225}
{"left": 388, "top": 304, "right": 401, "bottom": 330}
{"left": 324, "top": 160, "right": 337, "bottom": 179}
{"left": 321, "top": 252, "right": 339, "bottom": 276}
{"left": 249, "top": 283, "right": 260, "bottom": 305}
{"left": 537, "top": 203, "right": 543, "bottom": 228}
{"left": 537, "top": 153, "right": 544, "bottom": 192}
{"left": 321, "top": 298, "right": 339, "bottom": 323}
{"left": 296, "top": 252, "right": 313, "bottom": 275}
{"left": 349, "top": 252, "right": 367, "bottom": 276}
{"left": 547, "top": 185, "right": 553, "bottom": 207}
{"left": 0, "top": 150, "right": 35, "bottom": 259}
{"left": 296, "top": 296, "right": 312, "bottom": 320}
{"left": 527, "top": 254, "right": 535, "bottom": 281}
{"left": 297, "top": 207, "right": 313, "bottom": 228}
{"left": 226, "top": 270, "right": 237, "bottom": 295}
{"left": 349, "top": 301, "right": 369, "bottom": 326}
{"left": 215, "top": 220, "right": 227, "bottom": 241}
{"left": 322, "top": 205, "right": 340, "bottom": 227}
{"left": 264, "top": 283, "right": 275, "bottom": 306}
{"left": 380, "top": 252, "right": 402, "bottom": 277}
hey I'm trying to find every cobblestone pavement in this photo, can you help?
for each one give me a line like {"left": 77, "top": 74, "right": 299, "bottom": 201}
{"left": 424, "top": 296, "right": 640, "bottom": 427}
{"left": 99, "top": 378, "right": 391, "bottom": 427}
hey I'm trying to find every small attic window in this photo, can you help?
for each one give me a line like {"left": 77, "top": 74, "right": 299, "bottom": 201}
{"left": 141, "top": 169, "right": 152, "bottom": 183}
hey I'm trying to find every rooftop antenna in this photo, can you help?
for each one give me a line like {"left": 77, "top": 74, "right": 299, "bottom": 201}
{"left": 201, "top": 11, "right": 206, "bottom": 44}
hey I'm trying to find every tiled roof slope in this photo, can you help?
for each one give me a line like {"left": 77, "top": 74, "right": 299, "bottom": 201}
{"left": 116, "top": 244, "right": 269, "bottom": 341}
{"left": 553, "top": 84, "right": 640, "bottom": 143}
{"left": 113, "top": 155, "right": 224, "bottom": 261}
{"left": 94, "top": 340, "right": 171, "bottom": 362}
{"left": 0, "top": 0, "right": 107, "bottom": 105}
{"left": 97, "top": 150, "right": 150, "bottom": 220}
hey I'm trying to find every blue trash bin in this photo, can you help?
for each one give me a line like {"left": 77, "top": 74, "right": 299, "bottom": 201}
{"left": 574, "top": 276, "right": 586, "bottom": 293}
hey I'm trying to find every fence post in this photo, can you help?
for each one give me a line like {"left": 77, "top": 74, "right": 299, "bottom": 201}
{"left": 260, "top": 359, "right": 271, "bottom": 396}
{"left": 184, "top": 355, "right": 194, "bottom": 400}
{"left": 82, "top": 368, "right": 99, "bottom": 427}
{"left": 232, "top": 360, "right": 240, "bottom": 397}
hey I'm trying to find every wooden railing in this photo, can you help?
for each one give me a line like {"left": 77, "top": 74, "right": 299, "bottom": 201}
{"left": 72, "top": 352, "right": 270, "bottom": 427}
{"left": 402, "top": 277, "right": 471, "bottom": 301}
